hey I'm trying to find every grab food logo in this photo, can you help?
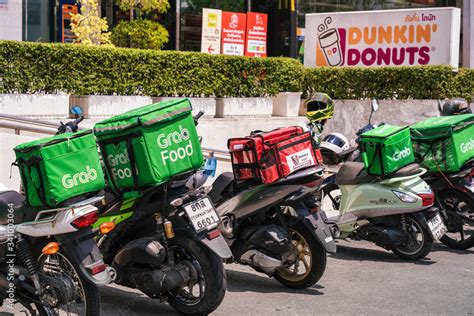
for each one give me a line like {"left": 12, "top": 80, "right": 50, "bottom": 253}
{"left": 305, "top": 8, "right": 460, "bottom": 68}
{"left": 62, "top": 166, "right": 98, "bottom": 189}
{"left": 392, "top": 147, "right": 412, "bottom": 161}
{"left": 157, "top": 125, "right": 194, "bottom": 165}
{"left": 460, "top": 138, "right": 474, "bottom": 154}
{"left": 108, "top": 151, "right": 134, "bottom": 180}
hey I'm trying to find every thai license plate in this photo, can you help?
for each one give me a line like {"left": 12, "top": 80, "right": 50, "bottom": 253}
{"left": 183, "top": 196, "right": 220, "bottom": 232}
{"left": 427, "top": 213, "right": 447, "bottom": 241}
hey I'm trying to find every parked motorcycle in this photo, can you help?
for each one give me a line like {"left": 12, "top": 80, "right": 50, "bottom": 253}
{"left": 319, "top": 99, "right": 446, "bottom": 260}
{"left": 0, "top": 110, "right": 115, "bottom": 315}
{"left": 207, "top": 128, "right": 336, "bottom": 289}
{"left": 89, "top": 110, "right": 231, "bottom": 315}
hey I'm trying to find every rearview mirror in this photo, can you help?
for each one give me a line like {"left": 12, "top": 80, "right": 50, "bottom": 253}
{"left": 70, "top": 105, "right": 83, "bottom": 116}
{"left": 371, "top": 99, "right": 379, "bottom": 112}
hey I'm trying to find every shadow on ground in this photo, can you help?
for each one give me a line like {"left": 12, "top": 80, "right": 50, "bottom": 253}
{"left": 226, "top": 269, "right": 324, "bottom": 295}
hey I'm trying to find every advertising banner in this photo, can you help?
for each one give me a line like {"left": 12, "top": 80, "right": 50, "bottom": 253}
{"left": 201, "top": 8, "right": 222, "bottom": 54}
{"left": 245, "top": 12, "right": 268, "bottom": 57}
{"left": 221, "top": 11, "right": 247, "bottom": 56}
{"left": 304, "top": 7, "right": 461, "bottom": 68}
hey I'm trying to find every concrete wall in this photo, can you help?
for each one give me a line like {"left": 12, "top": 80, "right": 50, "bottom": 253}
{"left": 0, "top": 94, "right": 70, "bottom": 119}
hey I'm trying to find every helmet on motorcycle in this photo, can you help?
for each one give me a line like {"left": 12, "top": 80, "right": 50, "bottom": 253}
{"left": 439, "top": 98, "right": 472, "bottom": 116}
{"left": 320, "top": 133, "right": 350, "bottom": 154}
{"left": 305, "top": 92, "right": 334, "bottom": 123}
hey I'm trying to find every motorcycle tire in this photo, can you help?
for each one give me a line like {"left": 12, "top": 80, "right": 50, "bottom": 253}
{"left": 166, "top": 234, "right": 227, "bottom": 315}
{"left": 439, "top": 190, "right": 474, "bottom": 250}
{"left": 391, "top": 214, "right": 433, "bottom": 260}
{"left": 274, "top": 220, "right": 327, "bottom": 289}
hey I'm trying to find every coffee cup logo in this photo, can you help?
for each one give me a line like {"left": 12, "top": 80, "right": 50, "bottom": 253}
{"left": 318, "top": 17, "right": 343, "bottom": 66}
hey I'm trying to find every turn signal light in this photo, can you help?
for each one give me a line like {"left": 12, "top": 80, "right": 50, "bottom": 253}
{"left": 42, "top": 242, "right": 60, "bottom": 255}
{"left": 99, "top": 222, "right": 115, "bottom": 234}
{"left": 71, "top": 211, "right": 99, "bottom": 229}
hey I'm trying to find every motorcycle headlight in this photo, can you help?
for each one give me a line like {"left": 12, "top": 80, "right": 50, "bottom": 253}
{"left": 392, "top": 190, "right": 418, "bottom": 203}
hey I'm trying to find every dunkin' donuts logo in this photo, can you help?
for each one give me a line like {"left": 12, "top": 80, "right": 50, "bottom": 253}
{"left": 316, "top": 13, "right": 439, "bottom": 67}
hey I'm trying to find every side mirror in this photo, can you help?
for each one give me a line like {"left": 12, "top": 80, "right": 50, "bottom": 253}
{"left": 70, "top": 105, "right": 83, "bottom": 117}
{"left": 371, "top": 99, "right": 379, "bottom": 112}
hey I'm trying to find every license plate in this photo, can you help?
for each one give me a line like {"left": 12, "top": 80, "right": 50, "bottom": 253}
{"left": 427, "top": 213, "right": 447, "bottom": 241}
{"left": 183, "top": 197, "right": 220, "bottom": 232}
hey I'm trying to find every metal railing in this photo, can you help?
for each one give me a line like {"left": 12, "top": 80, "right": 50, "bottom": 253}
{"left": 0, "top": 114, "right": 231, "bottom": 161}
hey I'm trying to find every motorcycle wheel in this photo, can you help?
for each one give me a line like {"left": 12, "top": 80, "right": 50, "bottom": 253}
{"left": 166, "top": 235, "right": 227, "bottom": 315}
{"left": 392, "top": 214, "right": 433, "bottom": 260}
{"left": 37, "top": 250, "right": 100, "bottom": 316}
{"left": 439, "top": 190, "right": 474, "bottom": 250}
{"left": 274, "top": 221, "right": 327, "bottom": 289}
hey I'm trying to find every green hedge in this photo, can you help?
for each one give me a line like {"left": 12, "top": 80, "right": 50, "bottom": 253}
{"left": 304, "top": 66, "right": 474, "bottom": 101}
{"left": 0, "top": 40, "right": 472, "bottom": 100}
{"left": 0, "top": 40, "right": 304, "bottom": 97}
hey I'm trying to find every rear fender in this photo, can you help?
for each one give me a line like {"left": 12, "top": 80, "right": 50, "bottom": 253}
{"left": 172, "top": 225, "right": 232, "bottom": 259}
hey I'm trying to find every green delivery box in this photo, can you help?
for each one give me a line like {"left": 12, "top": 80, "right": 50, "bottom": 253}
{"left": 14, "top": 130, "right": 105, "bottom": 207}
{"left": 94, "top": 98, "right": 204, "bottom": 192}
{"left": 410, "top": 114, "right": 474, "bottom": 173}
{"left": 359, "top": 124, "right": 415, "bottom": 176}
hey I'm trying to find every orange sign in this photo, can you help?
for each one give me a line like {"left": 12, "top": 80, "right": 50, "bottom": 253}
{"left": 62, "top": 4, "right": 78, "bottom": 43}
{"left": 245, "top": 12, "right": 268, "bottom": 57}
{"left": 221, "top": 11, "right": 247, "bottom": 56}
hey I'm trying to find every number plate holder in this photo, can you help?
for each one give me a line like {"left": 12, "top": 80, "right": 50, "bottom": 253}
{"left": 183, "top": 196, "right": 220, "bottom": 233}
{"left": 427, "top": 212, "right": 447, "bottom": 241}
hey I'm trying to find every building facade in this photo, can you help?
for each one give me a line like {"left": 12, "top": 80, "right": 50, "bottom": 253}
{"left": 0, "top": 0, "right": 471, "bottom": 67}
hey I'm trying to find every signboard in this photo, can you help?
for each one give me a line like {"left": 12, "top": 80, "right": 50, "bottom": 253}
{"left": 245, "top": 12, "right": 268, "bottom": 57}
{"left": 305, "top": 8, "right": 461, "bottom": 68}
{"left": 62, "top": 4, "right": 78, "bottom": 43}
{"left": 221, "top": 11, "right": 247, "bottom": 56}
{"left": 201, "top": 8, "right": 222, "bottom": 54}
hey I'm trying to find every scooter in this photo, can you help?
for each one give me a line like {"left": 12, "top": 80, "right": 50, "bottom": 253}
{"left": 319, "top": 99, "right": 446, "bottom": 260}
{"left": 0, "top": 110, "right": 115, "bottom": 315}
{"left": 208, "top": 151, "right": 336, "bottom": 289}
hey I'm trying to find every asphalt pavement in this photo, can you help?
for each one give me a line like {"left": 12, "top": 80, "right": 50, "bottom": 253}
{"left": 98, "top": 240, "right": 474, "bottom": 316}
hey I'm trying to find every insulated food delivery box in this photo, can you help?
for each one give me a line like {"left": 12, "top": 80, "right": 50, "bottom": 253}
{"left": 94, "top": 99, "right": 204, "bottom": 192}
{"left": 228, "top": 126, "right": 323, "bottom": 183}
{"left": 14, "top": 130, "right": 105, "bottom": 207}
{"left": 410, "top": 114, "right": 474, "bottom": 173}
{"left": 359, "top": 125, "right": 415, "bottom": 176}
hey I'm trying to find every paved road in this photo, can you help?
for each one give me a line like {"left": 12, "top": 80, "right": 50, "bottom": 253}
{"left": 4, "top": 240, "right": 473, "bottom": 315}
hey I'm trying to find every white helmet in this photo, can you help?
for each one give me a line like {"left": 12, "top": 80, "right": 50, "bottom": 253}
{"left": 320, "top": 133, "right": 350, "bottom": 154}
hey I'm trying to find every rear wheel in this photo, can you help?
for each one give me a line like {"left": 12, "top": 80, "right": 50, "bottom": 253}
{"left": 439, "top": 190, "right": 474, "bottom": 250}
{"left": 274, "top": 221, "right": 327, "bottom": 289}
{"left": 392, "top": 214, "right": 433, "bottom": 260}
{"left": 166, "top": 235, "right": 226, "bottom": 315}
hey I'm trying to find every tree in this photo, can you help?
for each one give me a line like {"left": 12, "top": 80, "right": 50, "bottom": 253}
{"left": 111, "top": 0, "right": 170, "bottom": 50}
{"left": 70, "top": 0, "right": 113, "bottom": 46}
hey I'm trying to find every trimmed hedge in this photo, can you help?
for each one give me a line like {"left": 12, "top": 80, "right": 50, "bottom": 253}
{"left": 0, "top": 40, "right": 472, "bottom": 100}
{"left": 304, "top": 66, "right": 474, "bottom": 101}
{"left": 0, "top": 40, "right": 304, "bottom": 97}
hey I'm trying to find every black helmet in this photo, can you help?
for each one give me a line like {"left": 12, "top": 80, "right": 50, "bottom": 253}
{"left": 439, "top": 98, "right": 472, "bottom": 116}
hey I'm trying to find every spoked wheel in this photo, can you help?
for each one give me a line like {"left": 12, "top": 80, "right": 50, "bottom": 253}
{"left": 37, "top": 251, "right": 100, "bottom": 316}
{"left": 392, "top": 214, "right": 433, "bottom": 260}
{"left": 274, "top": 221, "right": 327, "bottom": 289}
{"left": 166, "top": 235, "right": 226, "bottom": 315}
{"left": 439, "top": 190, "right": 474, "bottom": 250}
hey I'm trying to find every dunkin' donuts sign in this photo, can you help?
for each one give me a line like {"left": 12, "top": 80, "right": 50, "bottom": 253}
{"left": 304, "top": 8, "right": 461, "bottom": 68}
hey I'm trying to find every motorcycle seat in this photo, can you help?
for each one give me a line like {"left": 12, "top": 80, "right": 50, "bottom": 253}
{"left": 0, "top": 190, "right": 26, "bottom": 225}
{"left": 389, "top": 163, "right": 420, "bottom": 178}
{"left": 335, "top": 162, "right": 376, "bottom": 185}
{"left": 208, "top": 172, "right": 235, "bottom": 204}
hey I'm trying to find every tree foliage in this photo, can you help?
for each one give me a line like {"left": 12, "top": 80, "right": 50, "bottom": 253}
{"left": 70, "top": 0, "right": 113, "bottom": 46}
{"left": 111, "top": 19, "right": 169, "bottom": 50}
{"left": 115, "top": 0, "right": 170, "bottom": 13}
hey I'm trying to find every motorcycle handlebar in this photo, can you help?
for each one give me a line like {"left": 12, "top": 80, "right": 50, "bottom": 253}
{"left": 193, "top": 110, "right": 205, "bottom": 126}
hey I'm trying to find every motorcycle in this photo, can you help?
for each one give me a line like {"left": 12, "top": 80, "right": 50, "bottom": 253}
{"left": 208, "top": 142, "right": 336, "bottom": 289}
{"left": 0, "top": 110, "right": 115, "bottom": 315}
{"left": 91, "top": 110, "right": 231, "bottom": 315}
{"left": 318, "top": 99, "right": 446, "bottom": 260}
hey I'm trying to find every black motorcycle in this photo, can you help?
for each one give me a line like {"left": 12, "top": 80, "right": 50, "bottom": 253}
{"left": 208, "top": 166, "right": 336, "bottom": 289}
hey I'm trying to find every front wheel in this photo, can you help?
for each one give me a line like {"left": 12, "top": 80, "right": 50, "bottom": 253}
{"left": 274, "top": 221, "right": 327, "bottom": 289}
{"left": 392, "top": 214, "right": 433, "bottom": 260}
{"left": 439, "top": 190, "right": 474, "bottom": 250}
{"left": 166, "top": 235, "right": 227, "bottom": 315}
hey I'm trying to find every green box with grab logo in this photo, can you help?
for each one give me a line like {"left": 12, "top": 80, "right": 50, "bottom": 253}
{"left": 14, "top": 130, "right": 105, "bottom": 207}
{"left": 410, "top": 114, "right": 474, "bottom": 173}
{"left": 94, "top": 98, "right": 204, "bottom": 192}
{"left": 359, "top": 124, "right": 415, "bottom": 176}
